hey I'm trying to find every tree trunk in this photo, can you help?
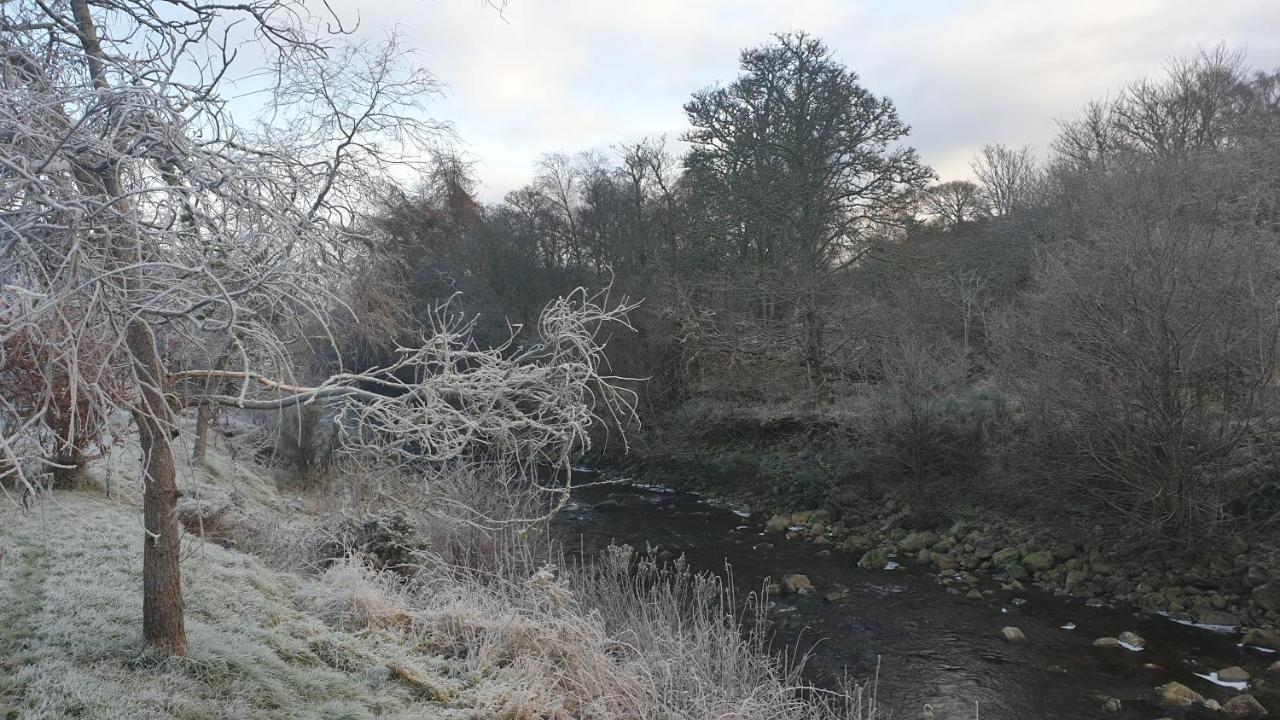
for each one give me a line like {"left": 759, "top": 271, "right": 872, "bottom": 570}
{"left": 192, "top": 403, "right": 210, "bottom": 462}
{"left": 50, "top": 445, "right": 85, "bottom": 489}
{"left": 127, "top": 319, "right": 187, "bottom": 656}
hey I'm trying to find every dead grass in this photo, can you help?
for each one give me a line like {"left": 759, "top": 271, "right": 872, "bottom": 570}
{"left": 0, "top": 427, "right": 875, "bottom": 720}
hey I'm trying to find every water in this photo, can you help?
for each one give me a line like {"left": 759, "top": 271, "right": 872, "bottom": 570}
{"left": 554, "top": 480, "right": 1277, "bottom": 719}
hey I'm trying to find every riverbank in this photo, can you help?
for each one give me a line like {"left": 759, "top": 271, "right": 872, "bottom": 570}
{"left": 0, "top": 432, "right": 874, "bottom": 719}
{"left": 607, "top": 402, "right": 1280, "bottom": 647}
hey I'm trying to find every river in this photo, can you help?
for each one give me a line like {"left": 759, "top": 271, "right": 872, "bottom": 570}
{"left": 554, "top": 479, "right": 1277, "bottom": 719}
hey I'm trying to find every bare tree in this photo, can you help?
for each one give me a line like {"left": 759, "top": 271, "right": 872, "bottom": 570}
{"left": 682, "top": 32, "right": 932, "bottom": 390}
{"left": 998, "top": 156, "right": 1280, "bottom": 540}
{"left": 1054, "top": 47, "right": 1255, "bottom": 168}
{"left": 970, "top": 144, "right": 1037, "bottom": 216}
{"left": 0, "top": 0, "right": 634, "bottom": 655}
{"left": 921, "top": 180, "right": 985, "bottom": 227}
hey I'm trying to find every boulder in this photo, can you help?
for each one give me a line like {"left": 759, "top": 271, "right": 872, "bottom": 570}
{"left": 1217, "top": 666, "right": 1250, "bottom": 683}
{"left": 972, "top": 537, "right": 995, "bottom": 559}
{"left": 765, "top": 514, "right": 791, "bottom": 533}
{"left": 1003, "top": 563, "right": 1029, "bottom": 581}
{"left": 1158, "top": 681, "right": 1204, "bottom": 707}
{"left": 858, "top": 547, "right": 889, "bottom": 569}
{"left": 1000, "top": 626, "right": 1027, "bottom": 643}
{"left": 1253, "top": 581, "right": 1280, "bottom": 613}
{"left": 1118, "top": 630, "right": 1146, "bottom": 650}
{"left": 1022, "top": 551, "right": 1056, "bottom": 573}
{"left": 780, "top": 574, "right": 815, "bottom": 595}
{"left": 1243, "top": 627, "right": 1280, "bottom": 651}
{"left": 898, "top": 531, "right": 936, "bottom": 553}
{"left": 1196, "top": 610, "right": 1241, "bottom": 627}
{"left": 1245, "top": 565, "right": 1271, "bottom": 588}
{"left": 1051, "top": 542, "right": 1078, "bottom": 561}
{"left": 991, "top": 547, "right": 1021, "bottom": 567}
{"left": 1223, "top": 693, "right": 1267, "bottom": 718}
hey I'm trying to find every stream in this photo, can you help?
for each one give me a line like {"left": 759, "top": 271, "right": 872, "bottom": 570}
{"left": 553, "top": 479, "right": 1278, "bottom": 719}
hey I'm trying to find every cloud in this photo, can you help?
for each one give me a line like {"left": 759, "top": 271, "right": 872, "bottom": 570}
{"left": 329, "top": 0, "right": 1280, "bottom": 200}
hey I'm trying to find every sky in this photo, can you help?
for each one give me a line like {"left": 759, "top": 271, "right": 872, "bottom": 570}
{"left": 327, "top": 0, "right": 1280, "bottom": 202}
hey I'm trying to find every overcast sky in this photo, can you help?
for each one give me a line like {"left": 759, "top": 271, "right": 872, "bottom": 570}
{"left": 332, "top": 0, "right": 1280, "bottom": 202}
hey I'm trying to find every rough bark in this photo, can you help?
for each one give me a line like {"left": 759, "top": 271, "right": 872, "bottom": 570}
{"left": 127, "top": 319, "right": 186, "bottom": 656}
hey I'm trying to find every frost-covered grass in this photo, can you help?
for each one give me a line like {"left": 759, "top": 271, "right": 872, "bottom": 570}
{"left": 0, "top": 492, "right": 476, "bottom": 719}
{"left": 0, "top": 433, "right": 875, "bottom": 719}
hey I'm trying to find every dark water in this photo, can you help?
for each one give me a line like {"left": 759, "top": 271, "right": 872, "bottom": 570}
{"left": 554, "top": 480, "right": 1278, "bottom": 719}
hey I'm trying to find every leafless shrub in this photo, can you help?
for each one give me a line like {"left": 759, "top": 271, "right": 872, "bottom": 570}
{"left": 996, "top": 155, "right": 1280, "bottom": 541}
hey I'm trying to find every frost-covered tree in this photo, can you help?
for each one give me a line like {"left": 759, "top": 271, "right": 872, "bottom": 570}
{"left": 0, "top": 0, "right": 633, "bottom": 656}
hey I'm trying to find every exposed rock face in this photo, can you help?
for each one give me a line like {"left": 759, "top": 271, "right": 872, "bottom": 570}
{"left": 1000, "top": 626, "right": 1027, "bottom": 643}
{"left": 1158, "top": 681, "right": 1204, "bottom": 707}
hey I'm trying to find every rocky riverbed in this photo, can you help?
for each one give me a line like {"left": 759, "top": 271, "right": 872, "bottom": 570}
{"left": 556, "top": 479, "right": 1280, "bottom": 718}
{"left": 761, "top": 497, "right": 1280, "bottom": 642}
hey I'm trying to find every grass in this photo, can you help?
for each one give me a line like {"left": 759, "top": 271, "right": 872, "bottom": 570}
{"left": 0, "top": 428, "right": 875, "bottom": 719}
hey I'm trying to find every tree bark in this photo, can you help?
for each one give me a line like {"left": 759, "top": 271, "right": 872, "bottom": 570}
{"left": 71, "top": 0, "right": 187, "bottom": 656}
{"left": 192, "top": 404, "right": 211, "bottom": 462}
{"left": 127, "top": 319, "right": 187, "bottom": 656}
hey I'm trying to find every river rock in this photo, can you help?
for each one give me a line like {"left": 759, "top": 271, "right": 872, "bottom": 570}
{"left": 1218, "top": 666, "right": 1250, "bottom": 683}
{"left": 823, "top": 590, "right": 849, "bottom": 604}
{"left": 1245, "top": 565, "right": 1271, "bottom": 588}
{"left": 1158, "top": 681, "right": 1204, "bottom": 707}
{"left": 780, "top": 574, "right": 814, "bottom": 595}
{"left": 1051, "top": 542, "right": 1078, "bottom": 561}
{"left": 1094, "top": 637, "right": 1121, "bottom": 648}
{"left": 766, "top": 514, "right": 791, "bottom": 533}
{"left": 1000, "top": 626, "right": 1027, "bottom": 643}
{"left": 1118, "top": 630, "right": 1146, "bottom": 649}
{"left": 966, "top": 589, "right": 983, "bottom": 599}
{"left": 858, "top": 548, "right": 889, "bottom": 569}
{"left": 1102, "top": 697, "right": 1122, "bottom": 712}
{"left": 898, "top": 531, "right": 936, "bottom": 553}
{"left": 593, "top": 499, "right": 620, "bottom": 512}
{"left": 1243, "top": 628, "right": 1280, "bottom": 650}
{"left": 1270, "top": 660, "right": 1280, "bottom": 676}
{"left": 1196, "top": 609, "right": 1241, "bottom": 627}
{"left": 1253, "top": 581, "right": 1280, "bottom": 612}
{"left": 992, "top": 547, "right": 1021, "bottom": 567}
{"left": 973, "top": 537, "right": 995, "bottom": 559}
{"left": 1023, "top": 550, "right": 1056, "bottom": 572}
{"left": 838, "top": 534, "right": 871, "bottom": 555}
{"left": 1003, "top": 563, "right": 1029, "bottom": 581}
{"left": 1223, "top": 693, "right": 1267, "bottom": 718}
